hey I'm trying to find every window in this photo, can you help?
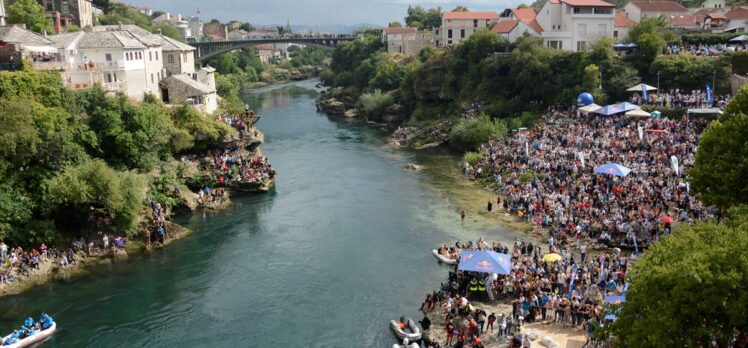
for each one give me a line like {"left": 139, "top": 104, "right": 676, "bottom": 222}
{"left": 448, "top": 29, "right": 453, "bottom": 39}
{"left": 105, "top": 53, "right": 112, "bottom": 62}
{"left": 435, "top": 29, "right": 440, "bottom": 35}
{"left": 460, "top": 29, "right": 465, "bottom": 38}
{"left": 614, "top": 30, "right": 619, "bottom": 39}
{"left": 474, "top": 19, "right": 479, "bottom": 27}
{"left": 157, "top": 72, "right": 161, "bottom": 81}
{"left": 577, "top": 23, "right": 587, "bottom": 37}
{"left": 548, "top": 41, "right": 562, "bottom": 50}
{"left": 149, "top": 51, "right": 152, "bottom": 61}
{"left": 61, "top": 2, "right": 69, "bottom": 13}
{"left": 126, "top": 53, "right": 130, "bottom": 61}
{"left": 151, "top": 74, "right": 154, "bottom": 83}
{"left": 156, "top": 52, "right": 159, "bottom": 60}
{"left": 168, "top": 54, "right": 174, "bottom": 64}
{"left": 577, "top": 41, "right": 587, "bottom": 51}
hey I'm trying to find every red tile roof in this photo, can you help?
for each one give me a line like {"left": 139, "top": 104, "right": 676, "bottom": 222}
{"left": 512, "top": 8, "right": 538, "bottom": 22}
{"left": 615, "top": 13, "right": 638, "bottom": 27}
{"left": 383, "top": 27, "right": 417, "bottom": 34}
{"left": 707, "top": 12, "right": 727, "bottom": 19}
{"left": 668, "top": 14, "right": 700, "bottom": 27}
{"left": 561, "top": 0, "right": 616, "bottom": 7}
{"left": 692, "top": 8, "right": 724, "bottom": 17}
{"left": 548, "top": 0, "right": 561, "bottom": 4}
{"left": 492, "top": 20, "right": 519, "bottom": 33}
{"left": 443, "top": 11, "right": 499, "bottom": 20}
{"left": 630, "top": 1, "right": 687, "bottom": 12}
{"left": 527, "top": 19, "right": 544, "bottom": 33}
{"left": 725, "top": 7, "right": 748, "bottom": 20}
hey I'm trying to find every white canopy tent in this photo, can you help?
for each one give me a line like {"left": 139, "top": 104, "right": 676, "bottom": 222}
{"left": 625, "top": 108, "right": 651, "bottom": 118}
{"left": 729, "top": 34, "right": 748, "bottom": 42}
{"left": 626, "top": 84, "right": 657, "bottom": 92}
{"left": 578, "top": 103, "right": 602, "bottom": 114}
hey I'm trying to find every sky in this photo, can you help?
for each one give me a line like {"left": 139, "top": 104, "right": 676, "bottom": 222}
{"left": 121, "top": 0, "right": 526, "bottom": 26}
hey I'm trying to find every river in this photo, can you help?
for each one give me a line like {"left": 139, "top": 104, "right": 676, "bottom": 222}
{"left": 0, "top": 80, "right": 522, "bottom": 347}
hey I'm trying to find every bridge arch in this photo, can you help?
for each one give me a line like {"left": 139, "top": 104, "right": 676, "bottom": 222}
{"left": 190, "top": 37, "right": 356, "bottom": 63}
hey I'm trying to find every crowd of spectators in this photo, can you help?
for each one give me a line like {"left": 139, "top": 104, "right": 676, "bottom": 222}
{"left": 467, "top": 107, "right": 716, "bottom": 249}
{"left": 631, "top": 89, "right": 731, "bottom": 110}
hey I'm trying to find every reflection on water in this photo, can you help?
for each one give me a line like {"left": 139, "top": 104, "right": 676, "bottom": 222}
{"left": 0, "top": 79, "right": 523, "bottom": 347}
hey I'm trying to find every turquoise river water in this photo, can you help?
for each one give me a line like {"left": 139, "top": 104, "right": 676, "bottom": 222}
{"left": 0, "top": 80, "right": 522, "bottom": 347}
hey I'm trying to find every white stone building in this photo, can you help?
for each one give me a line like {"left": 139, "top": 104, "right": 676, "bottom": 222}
{"left": 436, "top": 11, "right": 499, "bottom": 46}
{"left": 536, "top": 0, "right": 616, "bottom": 51}
{"left": 623, "top": 1, "right": 688, "bottom": 23}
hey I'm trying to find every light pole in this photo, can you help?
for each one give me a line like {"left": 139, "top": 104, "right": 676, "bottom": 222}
{"left": 599, "top": 67, "right": 603, "bottom": 91}
{"left": 657, "top": 71, "right": 661, "bottom": 94}
{"left": 712, "top": 70, "right": 716, "bottom": 91}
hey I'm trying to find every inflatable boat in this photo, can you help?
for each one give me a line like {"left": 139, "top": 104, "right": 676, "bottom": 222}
{"left": 390, "top": 319, "right": 422, "bottom": 341}
{"left": 432, "top": 249, "right": 457, "bottom": 265}
{"left": 1, "top": 322, "right": 56, "bottom": 348}
{"left": 392, "top": 337, "right": 420, "bottom": 348}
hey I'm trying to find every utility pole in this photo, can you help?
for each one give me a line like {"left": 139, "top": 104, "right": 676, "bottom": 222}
{"left": 599, "top": 67, "right": 603, "bottom": 90}
{"left": 657, "top": 71, "right": 661, "bottom": 94}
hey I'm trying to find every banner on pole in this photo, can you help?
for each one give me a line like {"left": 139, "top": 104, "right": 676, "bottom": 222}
{"left": 637, "top": 126, "right": 644, "bottom": 141}
{"left": 671, "top": 155, "right": 679, "bottom": 176}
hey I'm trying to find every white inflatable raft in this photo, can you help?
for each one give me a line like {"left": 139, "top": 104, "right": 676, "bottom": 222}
{"left": 392, "top": 337, "right": 420, "bottom": 348}
{"left": 1, "top": 322, "right": 56, "bottom": 348}
{"left": 390, "top": 319, "right": 422, "bottom": 341}
{"left": 432, "top": 249, "right": 457, "bottom": 265}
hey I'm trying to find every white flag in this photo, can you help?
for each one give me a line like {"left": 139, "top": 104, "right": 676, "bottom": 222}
{"left": 578, "top": 151, "right": 585, "bottom": 167}
{"left": 637, "top": 126, "right": 644, "bottom": 141}
{"left": 670, "top": 155, "right": 679, "bottom": 176}
{"left": 525, "top": 141, "right": 529, "bottom": 157}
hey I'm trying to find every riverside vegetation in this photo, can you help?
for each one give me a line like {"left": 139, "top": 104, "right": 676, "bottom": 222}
{"left": 0, "top": 62, "right": 236, "bottom": 247}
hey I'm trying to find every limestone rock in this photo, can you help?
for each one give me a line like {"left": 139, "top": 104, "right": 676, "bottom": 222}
{"left": 540, "top": 336, "right": 560, "bottom": 348}
{"left": 405, "top": 163, "right": 423, "bottom": 171}
{"left": 316, "top": 98, "right": 346, "bottom": 115}
{"left": 344, "top": 109, "right": 359, "bottom": 118}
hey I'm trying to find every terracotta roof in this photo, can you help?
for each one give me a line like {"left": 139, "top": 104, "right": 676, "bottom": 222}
{"left": 707, "top": 12, "right": 727, "bottom": 19}
{"left": 383, "top": 27, "right": 418, "bottom": 34}
{"left": 668, "top": 14, "right": 701, "bottom": 27}
{"left": 629, "top": 1, "right": 687, "bottom": 12}
{"left": 725, "top": 7, "right": 748, "bottom": 20}
{"left": 527, "top": 19, "right": 544, "bottom": 33}
{"left": 615, "top": 13, "right": 638, "bottom": 27}
{"left": 693, "top": 8, "right": 724, "bottom": 17}
{"left": 512, "top": 8, "right": 538, "bottom": 22}
{"left": 443, "top": 11, "right": 499, "bottom": 20}
{"left": 548, "top": 0, "right": 561, "bottom": 4}
{"left": 492, "top": 20, "right": 519, "bottom": 33}
{"left": 561, "top": 0, "right": 616, "bottom": 7}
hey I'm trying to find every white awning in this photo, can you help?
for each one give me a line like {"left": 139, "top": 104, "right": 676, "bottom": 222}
{"left": 626, "top": 83, "right": 657, "bottom": 92}
{"left": 578, "top": 103, "right": 602, "bottom": 113}
{"left": 22, "top": 45, "right": 58, "bottom": 53}
{"left": 625, "top": 108, "right": 651, "bottom": 118}
{"left": 687, "top": 108, "right": 723, "bottom": 115}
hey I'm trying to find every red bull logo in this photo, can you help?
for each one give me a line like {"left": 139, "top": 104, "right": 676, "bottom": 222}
{"left": 475, "top": 260, "right": 494, "bottom": 271}
{"left": 462, "top": 254, "right": 475, "bottom": 262}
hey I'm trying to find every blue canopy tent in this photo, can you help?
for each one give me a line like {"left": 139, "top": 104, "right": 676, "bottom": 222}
{"left": 592, "top": 105, "right": 624, "bottom": 116}
{"left": 612, "top": 102, "right": 640, "bottom": 112}
{"left": 595, "top": 163, "right": 632, "bottom": 177}
{"left": 458, "top": 250, "right": 511, "bottom": 275}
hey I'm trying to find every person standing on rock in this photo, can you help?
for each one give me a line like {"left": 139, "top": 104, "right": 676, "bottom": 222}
{"left": 487, "top": 199, "right": 493, "bottom": 213}
{"left": 1, "top": 240, "right": 8, "bottom": 263}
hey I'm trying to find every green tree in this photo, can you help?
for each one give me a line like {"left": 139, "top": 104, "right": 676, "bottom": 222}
{"left": 627, "top": 16, "right": 672, "bottom": 66}
{"left": 369, "top": 55, "right": 405, "bottom": 91}
{"left": 388, "top": 21, "right": 403, "bottom": 28}
{"left": 153, "top": 22, "right": 185, "bottom": 42}
{"left": 689, "top": 112, "right": 748, "bottom": 212}
{"left": 239, "top": 22, "right": 255, "bottom": 32}
{"left": 609, "top": 220, "right": 748, "bottom": 347}
{"left": 360, "top": 89, "right": 394, "bottom": 119}
{"left": 451, "top": 6, "right": 469, "bottom": 12}
{"left": 7, "top": 0, "right": 52, "bottom": 34}
{"left": 405, "top": 6, "right": 442, "bottom": 30}
{"left": 92, "top": 0, "right": 111, "bottom": 13}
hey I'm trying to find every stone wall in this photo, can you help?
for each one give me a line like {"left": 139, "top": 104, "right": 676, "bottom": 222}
{"left": 731, "top": 74, "right": 748, "bottom": 95}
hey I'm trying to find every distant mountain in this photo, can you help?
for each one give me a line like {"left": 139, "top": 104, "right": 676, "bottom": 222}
{"left": 253, "top": 23, "right": 382, "bottom": 34}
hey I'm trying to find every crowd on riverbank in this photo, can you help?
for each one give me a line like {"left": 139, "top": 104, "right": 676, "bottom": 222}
{"left": 466, "top": 107, "right": 716, "bottom": 250}
{"left": 631, "top": 89, "right": 731, "bottom": 109}
{"left": 425, "top": 238, "right": 626, "bottom": 347}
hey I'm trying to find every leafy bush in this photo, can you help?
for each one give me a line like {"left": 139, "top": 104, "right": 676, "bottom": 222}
{"left": 463, "top": 151, "right": 484, "bottom": 166}
{"left": 360, "top": 89, "right": 394, "bottom": 118}
{"left": 448, "top": 115, "right": 507, "bottom": 151}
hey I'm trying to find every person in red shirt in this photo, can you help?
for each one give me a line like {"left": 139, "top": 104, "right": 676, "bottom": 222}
{"left": 445, "top": 319, "right": 456, "bottom": 345}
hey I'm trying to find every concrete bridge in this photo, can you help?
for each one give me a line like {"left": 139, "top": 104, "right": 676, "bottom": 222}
{"left": 190, "top": 35, "right": 358, "bottom": 62}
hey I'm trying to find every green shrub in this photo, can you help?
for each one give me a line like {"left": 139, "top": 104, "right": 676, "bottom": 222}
{"left": 463, "top": 151, "right": 484, "bottom": 166}
{"left": 360, "top": 89, "right": 394, "bottom": 118}
{"left": 448, "top": 115, "right": 507, "bottom": 151}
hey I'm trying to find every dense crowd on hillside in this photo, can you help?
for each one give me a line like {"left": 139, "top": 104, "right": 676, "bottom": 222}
{"left": 466, "top": 107, "right": 716, "bottom": 250}
{"left": 631, "top": 89, "right": 731, "bottom": 110}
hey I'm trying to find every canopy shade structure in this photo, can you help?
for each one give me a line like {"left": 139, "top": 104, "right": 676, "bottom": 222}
{"left": 687, "top": 108, "right": 723, "bottom": 115}
{"left": 626, "top": 83, "right": 657, "bottom": 92}
{"left": 625, "top": 108, "right": 651, "bottom": 118}
{"left": 613, "top": 102, "right": 640, "bottom": 112}
{"left": 595, "top": 163, "right": 632, "bottom": 177}
{"left": 458, "top": 250, "right": 511, "bottom": 275}
{"left": 593, "top": 105, "right": 624, "bottom": 116}
{"left": 578, "top": 103, "right": 602, "bottom": 113}
{"left": 729, "top": 34, "right": 748, "bottom": 42}
{"left": 21, "top": 45, "right": 58, "bottom": 53}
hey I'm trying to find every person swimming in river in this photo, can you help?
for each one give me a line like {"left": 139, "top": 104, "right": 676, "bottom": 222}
{"left": 487, "top": 199, "right": 493, "bottom": 212}
{"left": 460, "top": 208, "right": 466, "bottom": 222}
